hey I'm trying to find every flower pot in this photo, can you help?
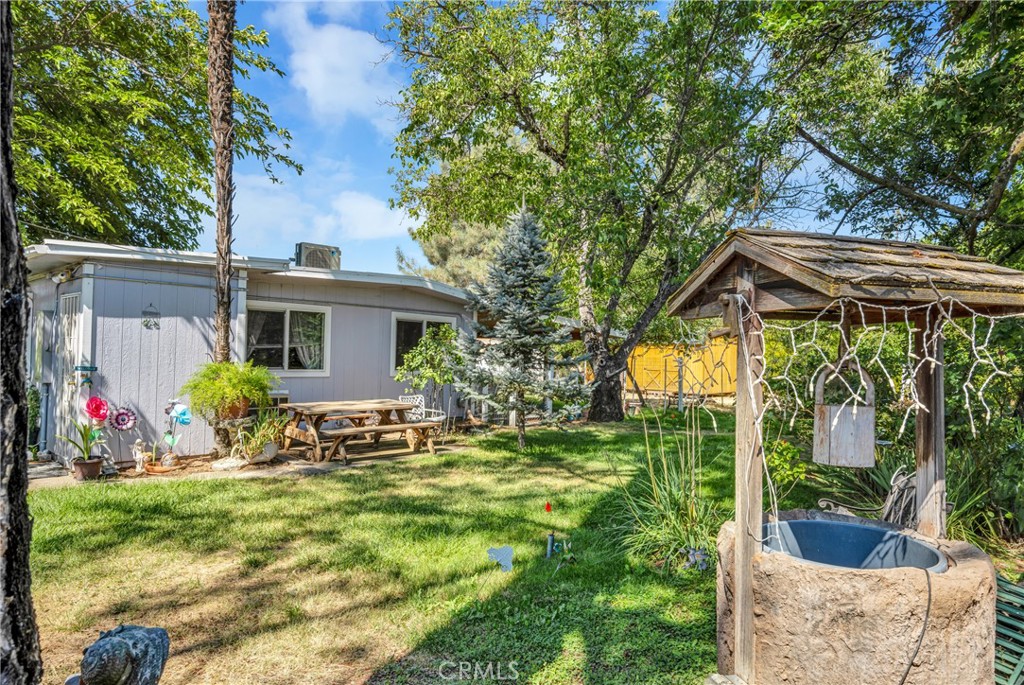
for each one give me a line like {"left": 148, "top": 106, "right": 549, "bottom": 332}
{"left": 247, "top": 442, "right": 277, "bottom": 465}
{"left": 144, "top": 462, "right": 186, "bottom": 475}
{"left": 72, "top": 458, "right": 104, "bottom": 481}
{"left": 220, "top": 398, "right": 251, "bottom": 420}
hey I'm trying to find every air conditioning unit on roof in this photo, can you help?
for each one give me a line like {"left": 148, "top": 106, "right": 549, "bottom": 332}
{"left": 295, "top": 242, "right": 341, "bottom": 270}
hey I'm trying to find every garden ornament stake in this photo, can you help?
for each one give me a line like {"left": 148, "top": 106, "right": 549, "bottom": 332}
{"left": 162, "top": 400, "right": 192, "bottom": 458}
{"left": 487, "top": 546, "right": 513, "bottom": 573}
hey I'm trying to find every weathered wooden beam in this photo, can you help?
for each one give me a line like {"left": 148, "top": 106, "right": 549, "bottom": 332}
{"left": 730, "top": 264, "right": 763, "bottom": 684}
{"left": 752, "top": 285, "right": 834, "bottom": 314}
{"left": 914, "top": 317, "right": 946, "bottom": 539}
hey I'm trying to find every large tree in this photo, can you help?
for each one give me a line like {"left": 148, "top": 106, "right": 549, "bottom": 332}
{"left": 763, "top": 1, "right": 1024, "bottom": 265}
{"left": 389, "top": 1, "right": 799, "bottom": 420}
{"left": 11, "top": 0, "right": 299, "bottom": 249}
{"left": 2, "top": 1, "right": 44, "bottom": 682}
{"left": 396, "top": 221, "right": 502, "bottom": 289}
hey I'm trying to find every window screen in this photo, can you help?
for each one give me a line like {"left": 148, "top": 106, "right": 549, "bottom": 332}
{"left": 247, "top": 310, "right": 285, "bottom": 368}
{"left": 395, "top": 319, "right": 424, "bottom": 370}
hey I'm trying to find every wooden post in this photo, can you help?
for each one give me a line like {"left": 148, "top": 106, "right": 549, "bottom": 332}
{"left": 731, "top": 263, "right": 763, "bottom": 683}
{"left": 915, "top": 317, "right": 946, "bottom": 538}
{"left": 676, "top": 357, "right": 684, "bottom": 412}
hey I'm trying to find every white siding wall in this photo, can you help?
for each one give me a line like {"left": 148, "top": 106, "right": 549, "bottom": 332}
{"left": 34, "top": 262, "right": 470, "bottom": 465}
{"left": 247, "top": 275, "right": 471, "bottom": 405}
{"left": 90, "top": 261, "right": 239, "bottom": 462}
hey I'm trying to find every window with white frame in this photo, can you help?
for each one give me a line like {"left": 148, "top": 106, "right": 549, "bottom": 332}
{"left": 390, "top": 312, "right": 457, "bottom": 375}
{"left": 246, "top": 302, "right": 330, "bottom": 375}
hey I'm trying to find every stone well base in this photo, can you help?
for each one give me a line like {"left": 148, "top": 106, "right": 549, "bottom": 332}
{"left": 717, "top": 510, "right": 996, "bottom": 685}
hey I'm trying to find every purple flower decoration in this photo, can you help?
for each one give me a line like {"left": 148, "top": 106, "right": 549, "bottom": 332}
{"left": 109, "top": 407, "right": 137, "bottom": 432}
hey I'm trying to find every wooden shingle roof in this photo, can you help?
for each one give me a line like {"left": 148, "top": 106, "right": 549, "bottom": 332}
{"left": 667, "top": 229, "right": 1024, "bottom": 321}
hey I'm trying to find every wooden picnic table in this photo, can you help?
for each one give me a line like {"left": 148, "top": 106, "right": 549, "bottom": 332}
{"left": 280, "top": 399, "right": 418, "bottom": 463}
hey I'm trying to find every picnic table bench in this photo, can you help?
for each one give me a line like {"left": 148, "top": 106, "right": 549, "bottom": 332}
{"left": 280, "top": 399, "right": 437, "bottom": 463}
{"left": 321, "top": 421, "right": 440, "bottom": 464}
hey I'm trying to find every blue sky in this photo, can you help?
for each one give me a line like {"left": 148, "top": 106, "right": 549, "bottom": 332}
{"left": 195, "top": 1, "right": 422, "bottom": 274}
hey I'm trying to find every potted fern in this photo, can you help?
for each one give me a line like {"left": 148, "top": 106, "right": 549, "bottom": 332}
{"left": 181, "top": 361, "right": 278, "bottom": 421}
{"left": 60, "top": 419, "right": 106, "bottom": 481}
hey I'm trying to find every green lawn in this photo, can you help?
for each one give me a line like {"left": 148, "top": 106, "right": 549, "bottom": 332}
{"left": 29, "top": 419, "right": 740, "bottom": 685}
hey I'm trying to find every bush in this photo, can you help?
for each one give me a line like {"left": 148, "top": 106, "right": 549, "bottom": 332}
{"left": 394, "top": 325, "right": 460, "bottom": 409}
{"left": 180, "top": 361, "right": 278, "bottom": 420}
{"left": 236, "top": 409, "right": 289, "bottom": 459}
{"left": 616, "top": 412, "right": 723, "bottom": 572}
{"left": 27, "top": 384, "right": 40, "bottom": 435}
{"left": 765, "top": 438, "right": 808, "bottom": 499}
{"left": 813, "top": 419, "right": 1024, "bottom": 553}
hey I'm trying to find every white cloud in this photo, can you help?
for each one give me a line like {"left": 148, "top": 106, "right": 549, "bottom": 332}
{"left": 198, "top": 172, "right": 415, "bottom": 255}
{"left": 266, "top": 2, "right": 400, "bottom": 135}
{"left": 314, "top": 190, "right": 415, "bottom": 241}
{"left": 198, "top": 172, "right": 320, "bottom": 257}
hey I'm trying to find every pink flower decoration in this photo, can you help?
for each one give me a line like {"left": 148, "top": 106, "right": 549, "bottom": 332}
{"left": 109, "top": 407, "right": 137, "bottom": 432}
{"left": 84, "top": 397, "right": 109, "bottom": 421}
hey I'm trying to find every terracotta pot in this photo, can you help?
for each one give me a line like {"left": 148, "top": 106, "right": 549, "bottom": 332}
{"left": 144, "top": 462, "right": 186, "bottom": 475}
{"left": 72, "top": 458, "right": 103, "bottom": 481}
{"left": 220, "top": 398, "right": 251, "bottom": 420}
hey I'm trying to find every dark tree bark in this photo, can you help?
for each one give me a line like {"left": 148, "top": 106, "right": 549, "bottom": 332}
{"left": 587, "top": 370, "right": 625, "bottom": 423}
{"left": 1, "top": 0, "right": 45, "bottom": 681}
{"left": 207, "top": 0, "right": 236, "bottom": 455}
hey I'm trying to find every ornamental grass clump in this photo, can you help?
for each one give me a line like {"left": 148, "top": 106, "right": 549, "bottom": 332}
{"left": 616, "top": 410, "right": 723, "bottom": 573}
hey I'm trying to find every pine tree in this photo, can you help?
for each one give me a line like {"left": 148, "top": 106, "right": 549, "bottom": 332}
{"left": 458, "top": 209, "right": 586, "bottom": 450}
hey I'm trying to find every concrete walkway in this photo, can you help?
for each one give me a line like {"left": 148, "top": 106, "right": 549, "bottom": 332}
{"left": 27, "top": 443, "right": 464, "bottom": 491}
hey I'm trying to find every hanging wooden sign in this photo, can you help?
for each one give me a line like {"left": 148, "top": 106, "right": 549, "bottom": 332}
{"left": 813, "top": 362, "right": 876, "bottom": 468}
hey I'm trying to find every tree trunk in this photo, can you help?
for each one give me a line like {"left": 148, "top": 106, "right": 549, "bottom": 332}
{"left": 207, "top": 0, "right": 236, "bottom": 456}
{"left": 582, "top": 331, "right": 626, "bottom": 422}
{"left": 588, "top": 372, "right": 625, "bottom": 422}
{"left": 515, "top": 391, "right": 526, "bottom": 450}
{"left": 1, "top": 1, "right": 45, "bottom": 680}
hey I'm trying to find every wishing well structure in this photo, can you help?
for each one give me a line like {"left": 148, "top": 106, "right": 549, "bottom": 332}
{"left": 667, "top": 229, "right": 1024, "bottom": 685}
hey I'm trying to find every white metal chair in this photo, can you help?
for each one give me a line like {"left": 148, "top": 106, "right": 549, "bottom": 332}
{"left": 399, "top": 394, "right": 447, "bottom": 423}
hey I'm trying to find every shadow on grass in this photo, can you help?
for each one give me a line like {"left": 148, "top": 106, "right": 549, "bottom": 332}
{"left": 29, "top": 424, "right": 722, "bottom": 684}
{"left": 365, "top": 428, "right": 719, "bottom": 685}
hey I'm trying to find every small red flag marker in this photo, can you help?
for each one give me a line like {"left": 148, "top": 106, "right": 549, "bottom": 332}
{"left": 545, "top": 502, "right": 552, "bottom": 513}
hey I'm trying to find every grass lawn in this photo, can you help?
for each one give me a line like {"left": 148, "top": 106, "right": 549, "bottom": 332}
{"left": 28, "top": 418, "right": 740, "bottom": 685}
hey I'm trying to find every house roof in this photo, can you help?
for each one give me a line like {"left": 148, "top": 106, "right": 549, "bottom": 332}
{"left": 667, "top": 229, "right": 1024, "bottom": 322}
{"left": 25, "top": 239, "right": 469, "bottom": 303}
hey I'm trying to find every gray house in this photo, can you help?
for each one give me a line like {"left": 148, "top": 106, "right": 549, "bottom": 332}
{"left": 26, "top": 239, "right": 471, "bottom": 465}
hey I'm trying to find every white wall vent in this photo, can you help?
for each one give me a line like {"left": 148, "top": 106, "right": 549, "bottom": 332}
{"left": 295, "top": 243, "right": 341, "bottom": 270}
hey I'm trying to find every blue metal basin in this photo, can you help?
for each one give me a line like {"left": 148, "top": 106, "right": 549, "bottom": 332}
{"left": 762, "top": 519, "right": 947, "bottom": 573}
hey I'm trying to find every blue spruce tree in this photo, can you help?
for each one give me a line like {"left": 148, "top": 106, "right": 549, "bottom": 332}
{"left": 458, "top": 209, "right": 586, "bottom": 449}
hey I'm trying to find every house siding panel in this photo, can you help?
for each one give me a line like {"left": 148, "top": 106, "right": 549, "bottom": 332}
{"left": 89, "top": 261, "right": 234, "bottom": 462}
{"left": 30, "top": 257, "right": 469, "bottom": 466}
{"left": 246, "top": 276, "right": 470, "bottom": 408}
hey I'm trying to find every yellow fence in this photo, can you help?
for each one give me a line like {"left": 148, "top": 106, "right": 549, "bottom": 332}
{"left": 628, "top": 339, "right": 737, "bottom": 398}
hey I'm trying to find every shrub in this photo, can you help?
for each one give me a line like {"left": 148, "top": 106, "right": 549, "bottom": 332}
{"left": 765, "top": 438, "right": 808, "bottom": 499}
{"left": 27, "top": 384, "right": 40, "bottom": 435}
{"left": 236, "top": 409, "right": 289, "bottom": 459}
{"left": 813, "top": 421, "right": 1024, "bottom": 553}
{"left": 180, "top": 361, "right": 278, "bottom": 420}
{"left": 394, "top": 325, "right": 460, "bottom": 409}
{"left": 616, "top": 412, "right": 723, "bottom": 572}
